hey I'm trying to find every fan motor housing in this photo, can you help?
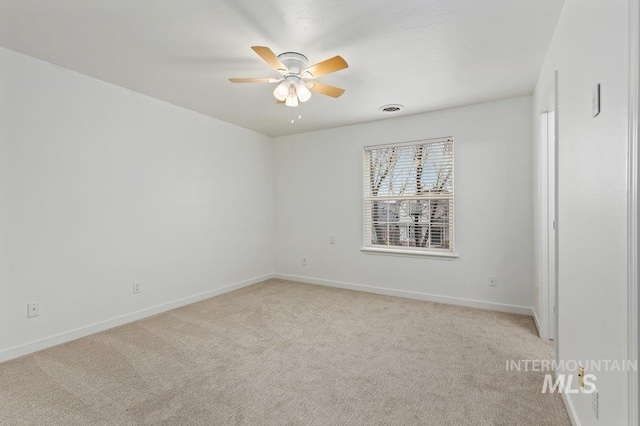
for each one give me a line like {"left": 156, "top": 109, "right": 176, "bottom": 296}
{"left": 277, "top": 52, "right": 308, "bottom": 74}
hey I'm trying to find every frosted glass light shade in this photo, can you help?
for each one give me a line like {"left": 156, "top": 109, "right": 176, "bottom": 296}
{"left": 296, "top": 82, "right": 312, "bottom": 102}
{"left": 285, "top": 86, "right": 298, "bottom": 107}
{"left": 285, "top": 94, "right": 299, "bottom": 107}
{"left": 273, "top": 82, "right": 288, "bottom": 101}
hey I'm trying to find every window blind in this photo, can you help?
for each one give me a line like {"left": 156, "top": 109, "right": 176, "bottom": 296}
{"left": 363, "top": 138, "right": 454, "bottom": 253}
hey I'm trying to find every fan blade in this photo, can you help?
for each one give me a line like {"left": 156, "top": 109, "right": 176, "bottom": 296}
{"left": 229, "top": 77, "right": 279, "bottom": 83}
{"left": 251, "top": 46, "right": 288, "bottom": 72}
{"left": 303, "top": 56, "right": 348, "bottom": 78}
{"left": 308, "top": 81, "right": 345, "bottom": 98}
{"left": 276, "top": 100, "right": 285, "bottom": 104}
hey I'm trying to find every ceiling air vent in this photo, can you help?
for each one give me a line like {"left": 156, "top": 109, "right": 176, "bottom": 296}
{"left": 379, "top": 104, "right": 404, "bottom": 113}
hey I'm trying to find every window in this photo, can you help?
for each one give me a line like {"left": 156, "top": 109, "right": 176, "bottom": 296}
{"left": 363, "top": 137, "right": 455, "bottom": 257}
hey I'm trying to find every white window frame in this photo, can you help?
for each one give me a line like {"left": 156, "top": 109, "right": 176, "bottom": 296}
{"left": 361, "top": 137, "right": 457, "bottom": 259}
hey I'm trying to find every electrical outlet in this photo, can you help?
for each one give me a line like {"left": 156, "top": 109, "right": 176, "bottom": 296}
{"left": 27, "top": 302, "right": 40, "bottom": 318}
{"left": 592, "top": 390, "right": 599, "bottom": 419}
{"left": 488, "top": 276, "right": 497, "bottom": 287}
{"left": 133, "top": 281, "right": 142, "bottom": 294}
{"left": 302, "top": 257, "right": 307, "bottom": 266}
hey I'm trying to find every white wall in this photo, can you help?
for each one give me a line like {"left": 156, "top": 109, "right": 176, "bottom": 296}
{"left": 273, "top": 97, "right": 534, "bottom": 312}
{"left": 0, "top": 47, "right": 274, "bottom": 360}
{"left": 532, "top": 0, "right": 630, "bottom": 424}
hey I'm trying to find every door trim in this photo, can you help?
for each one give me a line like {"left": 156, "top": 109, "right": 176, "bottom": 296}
{"left": 627, "top": 0, "right": 639, "bottom": 424}
{"left": 537, "top": 76, "right": 559, "bottom": 342}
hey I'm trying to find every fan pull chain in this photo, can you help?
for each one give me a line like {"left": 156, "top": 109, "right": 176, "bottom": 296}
{"left": 287, "top": 97, "right": 303, "bottom": 124}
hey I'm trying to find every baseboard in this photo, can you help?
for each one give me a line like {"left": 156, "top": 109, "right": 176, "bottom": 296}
{"left": 561, "top": 390, "right": 580, "bottom": 426}
{"left": 0, "top": 273, "right": 275, "bottom": 363}
{"left": 1, "top": 272, "right": 534, "bottom": 362}
{"left": 532, "top": 308, "right": 544, "bottom": 339}
{"left": 273, "top": 273, "right": 533, "bottom": 316}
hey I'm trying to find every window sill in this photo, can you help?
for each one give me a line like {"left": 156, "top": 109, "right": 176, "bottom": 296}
{"left": 360, "top": 246, "right": 459, "bottom": 260}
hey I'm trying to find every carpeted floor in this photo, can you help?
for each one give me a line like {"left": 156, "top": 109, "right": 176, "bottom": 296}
{"left": 0, "top": 279, "right": 569, "bottom": 425}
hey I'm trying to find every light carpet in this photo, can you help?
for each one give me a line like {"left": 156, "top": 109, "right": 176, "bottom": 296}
{"left": 0, "top": 279, "right": 569, "bottom": 425}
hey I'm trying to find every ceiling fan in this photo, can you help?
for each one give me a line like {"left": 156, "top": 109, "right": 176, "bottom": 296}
{"left": 229, "top": 46, "right": 348, "bottom": 108}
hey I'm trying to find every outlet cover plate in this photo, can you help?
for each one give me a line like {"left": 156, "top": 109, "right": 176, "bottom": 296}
{"left": 27, "top": 302, "right": 40, "bottom": 318}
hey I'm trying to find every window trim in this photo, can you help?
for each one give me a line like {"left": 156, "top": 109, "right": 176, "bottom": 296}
{"left": 360, "top": 246, "right": 459, "bottom": 259}
{"left": 362, "top": 137, "right": 456, "bottom": 258}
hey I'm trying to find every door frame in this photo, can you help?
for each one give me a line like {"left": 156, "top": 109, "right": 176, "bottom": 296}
{"left": 538, "top": 74, "right": 559, "bottom": 342}
{"left": 627, "top": 0, "right": 639, "bottom": 424}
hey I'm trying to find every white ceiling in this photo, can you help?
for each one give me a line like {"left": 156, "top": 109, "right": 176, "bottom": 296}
{"left": 0, "top": 0, "right": 564, "bottom": 137}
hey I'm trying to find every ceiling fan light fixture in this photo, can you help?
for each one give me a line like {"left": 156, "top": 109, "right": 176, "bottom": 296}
{"left": 273, "top": 81, "right": 288, "bottom": 101}
{"left": 285, "top": 86, "right": 299, "bottom": 107}
{"left": 285, "top": 95, "right": 298, "bottom": 107}
{"left": 296, "top": 82, "right": 312, "bottom": 102}
{"left": 230, "top": 46, "right": 348, "bottom": 117}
